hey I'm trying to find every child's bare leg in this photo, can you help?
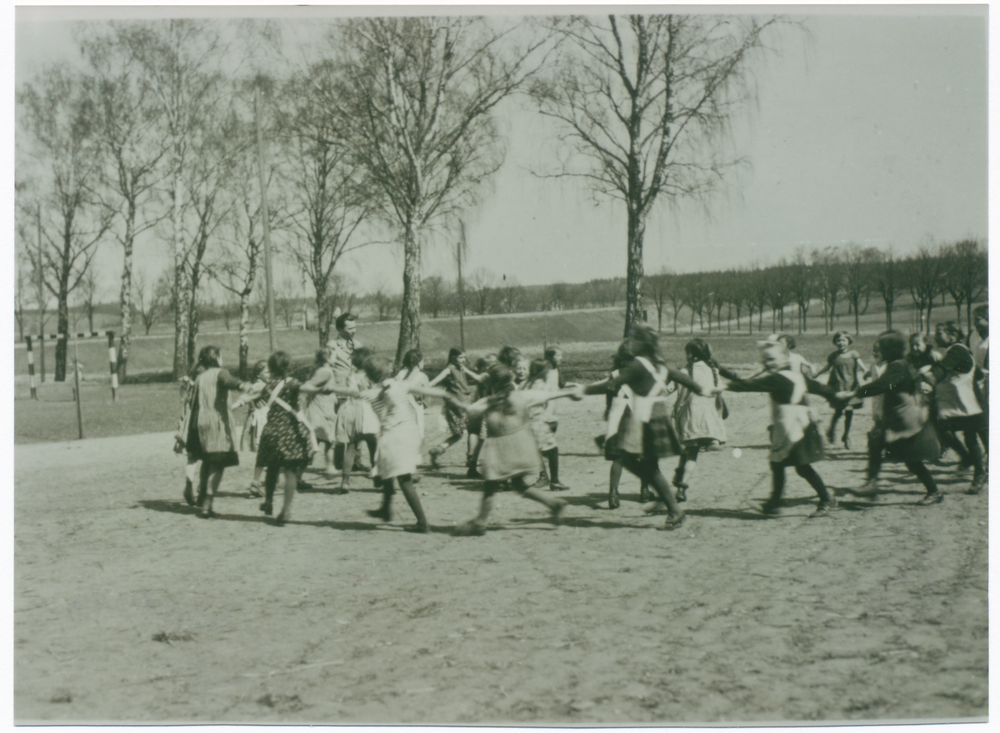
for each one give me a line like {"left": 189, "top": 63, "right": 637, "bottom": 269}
{"left": 516, "top": 476, "right": 566, "bottom": 523}
{"left": 341, "top": 442, "right": 357, "bottom": 489}
{"left": 276, "top": 469, "right": 297, "bottom": 524}
{"left": 397, "top": 475, "right": 428, "bottom": 531}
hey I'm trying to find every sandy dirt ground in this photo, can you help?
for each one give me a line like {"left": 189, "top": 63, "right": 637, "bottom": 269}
{"left": 14, "top": 391, "right": 988, "bottom": 724}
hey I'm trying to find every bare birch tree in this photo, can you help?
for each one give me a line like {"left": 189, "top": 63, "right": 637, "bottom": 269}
{"left": 18, "top": 64, "right": 113, "bottom": 380}
{"left": 326, "top": 16, "right": 552, "bottom": 365}
{"left": 532, "top": 13, "right": 783, "bottom": 336}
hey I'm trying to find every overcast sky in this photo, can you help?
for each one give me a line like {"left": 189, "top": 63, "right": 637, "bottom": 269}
{"left": 9, "top": 3, "right": 991, "bottom": 297}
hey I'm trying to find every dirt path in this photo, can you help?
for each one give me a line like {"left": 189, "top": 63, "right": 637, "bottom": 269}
{"left": 14, "top": 393, "right": 987, "bottom": 723}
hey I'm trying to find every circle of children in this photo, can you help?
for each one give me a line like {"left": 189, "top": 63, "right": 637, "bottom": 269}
{"left": 174, "top": 306, "right": 988, "bottom": 534}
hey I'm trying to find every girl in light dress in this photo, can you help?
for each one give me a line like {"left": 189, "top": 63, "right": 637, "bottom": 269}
{"left": 427, "top": 348, "right": 486, "bottom": 471}
{"left": 717, "top": 340, "right": 840, "bottom": 518}
{"left": 525, "top": 359, "right": 570, "bottom": 491}
{"left": 329, "top": 355, "right": 461, "bottom": 533}
{"left": 453, "top": 364, "right": 579, "bottom": 536}
{"left": 232, "top": 360, "right": 270, "bottom": 497}
{"left": 671, "top": 339, "right": 727, "bottom": 503}
{"left": 814, "top": 331, "right": 867, "bottom": 449}
{"left": 333, "top": 347, "right": 380, "bottom": 492}
{"left": 301, "top": 348, "right": 341, "bottom": 484}
{"left": 395, "top": 349, "right": 429, "bottom": 444}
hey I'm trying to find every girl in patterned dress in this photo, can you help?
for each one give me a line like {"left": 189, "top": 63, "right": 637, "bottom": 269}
{"left": 256, "top": 351, "right": 330, "bottom": 526}
{"left": 453, "top": 364, "right": 578, "bottom": 536}
{"left": 815, "top": 331, "right": 867, "bottom": 449}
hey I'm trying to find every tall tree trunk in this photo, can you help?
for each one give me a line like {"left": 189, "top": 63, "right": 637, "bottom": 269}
{"left": 118, "top": 245, "right": 133, "bottom": 381}
{"left": 55, "top": 292, "right": 69, "bottom": 382}
{"left": 186, "top": 289, "right": 199, "bottom": 370}
{"left": 624, "top": 208, "right": 645, "bottom": 336}
{"left": 172, "top": 170, "right": 190, "bottom": 379}
{"left": 395, "top": 223, "right": 422, "bottom": 368}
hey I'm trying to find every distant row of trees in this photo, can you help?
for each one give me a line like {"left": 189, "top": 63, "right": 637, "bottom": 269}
{"left": 644, "top": 240, "right": 987, "bottom": 337}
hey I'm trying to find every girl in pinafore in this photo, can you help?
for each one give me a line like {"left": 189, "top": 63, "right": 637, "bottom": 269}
{"left": 179, "top": 346, "right": 252, "bottom": 518}
{"left": 453, "top": 364, "right": 578, "bottom": 536}
{"left": 842, "top": 331, "right": 943, "bottom": 505}
{"left": 395, "top": 349, "right": 429, "bottom": 443}
{"left": 671, "top": 338, "right": 727, "bottom": 503}
{"left": 577, "top": 324, "right": 707, "bottom": 530}
{"left": 718, "top": 340, "right": 840, "bottom": 518}
{"left": 428, "top": 348, "right": 486, "bottom": 470}
{"left": 301, "top": 347, "right": 341, "bottom": 483}
{"left": 329, "top": 355, "right": 460, "bottom": 533}
{"left": 815, "top": 331, "right": 866, "bottom": 449}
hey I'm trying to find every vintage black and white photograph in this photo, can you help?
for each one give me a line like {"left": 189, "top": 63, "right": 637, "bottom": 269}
{"left": 12, "top": 2, "right": 989, "bottom": 725}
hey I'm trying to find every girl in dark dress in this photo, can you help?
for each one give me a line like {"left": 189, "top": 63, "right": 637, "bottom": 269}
{"left": 256, "top": 351, "right": 329, "bottom": 525}
{"left": 428, "top": 348, "right": 486, "bottom": 471}
{"left": 814, "top": 331, "right": 866, "bottom": 449}
{"left": 842, "top": 331, "right": 943, "bottom": 505}
{"left": 718, "top": 341, "right": 839, "bottom": 518}
{"left": 181, "top": 346, "right": 252, "bottom": 518}
{"left": 578, "top": 324, "right": 706, "bottom": 530}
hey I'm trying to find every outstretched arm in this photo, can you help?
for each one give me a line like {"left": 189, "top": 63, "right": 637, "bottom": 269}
{"left": 427, "top": 367, "right": 450, "bottom": 388}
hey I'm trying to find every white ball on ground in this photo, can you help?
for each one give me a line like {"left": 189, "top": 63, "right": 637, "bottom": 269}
{"left": 732, "top": 448, "right": 742, "bottom": 458}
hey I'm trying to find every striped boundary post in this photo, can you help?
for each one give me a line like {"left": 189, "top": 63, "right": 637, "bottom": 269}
{"left": 25, "top": 336, "right": 37, "bottom": 399}
{"left": 107, "top": 332, "right": 118, "bottom": 401}
{"left": 22, "top": 331, "right": 118, "bottom": 401}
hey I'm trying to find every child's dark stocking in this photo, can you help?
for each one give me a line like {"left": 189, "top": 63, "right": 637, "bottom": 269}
{"left": 939, "top": 429, "right": 970, "bottom": 465}
{"left": 865, "top": 428, "right": 885, "bottom": 485}
{"left": 608, "top": 459, "right": 623, "bottom": 508}
{"left": 794, "top": 464, "right": 832, "bottom": 504}
{"left": 766, "top": 462, "right": 787, "bottom": 511}
{"left": 363, "top": 434, "right": 378, "bottom": 467}
{"left": 907, "top": 461, "right": 942, "bottom": 502}
{"left": 842, "top": 410, "right": 854, "bottom": 447}
{"left": 196, "top": 462, "right": 210, "bottom": 508}
{"left": 963, "top": 430, "right": 985, "bottom": 478}
{"left": 367, "top": 477, "right": 395, "bottom": 521}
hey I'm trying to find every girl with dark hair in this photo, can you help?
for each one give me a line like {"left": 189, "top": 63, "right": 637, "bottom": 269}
{"left": 577, "top": 323, "right": 705, "bottom": 530}
{"left": 815, "top": 331, "right": 866, "bottom": 449}
{"left": 427, "top": 348, "right": 486, "bottom": 471}
{"left": 526, "top": 359, "right": 570, "bottom": 491}
{"left": 329, "top": 355, "right": 459, "bottom": 533}
{"left": 933, "top": 322, "right": 988, "bottom": 494}
{"left": 718, "top": 341, "right": 840, "bottom": 518}
{"left": 671, "top": 338, "right": 727, "bottom": 503}
{"left": 599, "top": 341, "right": 650, "bottom": 508}
{"left": 255, "top": 351, "right": 329, "bottom": 525}
{"left": 841, "top": 331, "right": 943, "bottom": 505}
{"left": 179, "top": 346, "right": 252, "bottom": 518}
{"left": 333, "top": 347, "right": 380, "bottom": 492}
{"left": 453, "top": 364, "right": 579, "bottom": 536}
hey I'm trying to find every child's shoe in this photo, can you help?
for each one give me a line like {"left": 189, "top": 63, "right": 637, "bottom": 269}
{"left": 809, "top": 498, "right": 837, "bottom": 518}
